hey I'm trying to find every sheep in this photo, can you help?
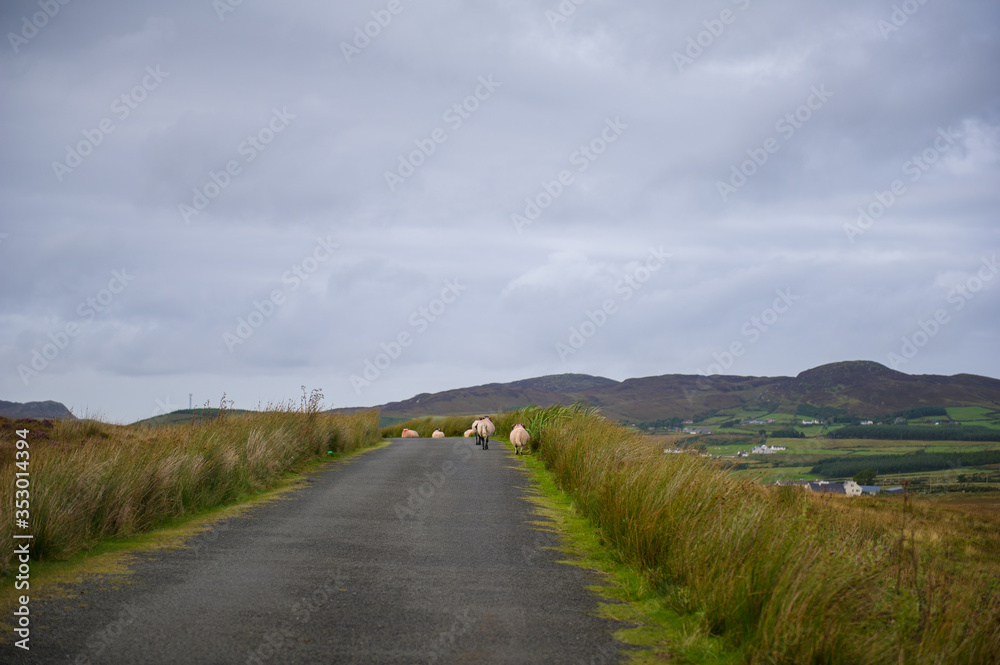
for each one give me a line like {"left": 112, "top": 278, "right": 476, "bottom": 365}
{"left": 463, "top": 429, "right": 475, "bottom": 438}
{"left": 432, "top": 429, "right": 445, "bottom": 438}
{"left": 474, "top": 416, "right": 495, "bottom": 450}
{"left": 509, "top": 423, "right": 530, "bottom": 455}
{"left": 401, "top": 428, "right": 419, "bottom": 438}
{"left": 470, "top": 418, "right": 482, "bottom": 445}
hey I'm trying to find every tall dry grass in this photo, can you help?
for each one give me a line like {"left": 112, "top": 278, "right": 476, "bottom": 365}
{"left": 501, "top": 405, "right": 1000, "bottom": 664}
{"left": 0, "top": 408, "right": 380, "bottom": 575}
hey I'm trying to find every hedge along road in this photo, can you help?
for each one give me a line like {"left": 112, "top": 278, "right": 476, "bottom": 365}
{"left": 5, "top": 437, "right": 624, "bottom": 664}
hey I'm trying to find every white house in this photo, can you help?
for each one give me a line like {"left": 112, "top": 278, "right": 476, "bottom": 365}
{"left": 777, "top": 480, "right": 863, "bottom": 496}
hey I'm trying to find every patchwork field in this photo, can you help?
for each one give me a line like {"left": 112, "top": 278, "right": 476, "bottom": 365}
{"left": 645, "top": 431, "right": 1000, "bottom": 489}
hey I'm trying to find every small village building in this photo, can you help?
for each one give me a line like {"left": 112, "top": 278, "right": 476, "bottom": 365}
{"left": 776, "top": 480, "right": 865, "bottom": 497}
{"left": 752, "top": 444, "right": 787, "bottom": 454}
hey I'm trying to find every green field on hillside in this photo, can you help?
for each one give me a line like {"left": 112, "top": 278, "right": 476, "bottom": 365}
{"left": 655, "top": 432, "right": 1000, "bottom": 488}
{"left": 947, "top": 405, "right": 1000, "bottom": 428}
{"left": 133, "top": 408, "right": 255, "bottom": 427}
{"left": 639, "top": 404, "right": 1000, "bottom": 445}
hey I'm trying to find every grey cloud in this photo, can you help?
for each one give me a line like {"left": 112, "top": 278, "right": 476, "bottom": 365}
{"left": 1, "top": 0, "right": 997, "bottom": 422}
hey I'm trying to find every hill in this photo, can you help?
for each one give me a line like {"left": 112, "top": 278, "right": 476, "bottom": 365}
{"left": 0, "top": 400, "right": 76, "bottom": 420}
{"left": 132, "top": 408, "right": 254, "bottom": 427}
{"left": 337, "top": 361, "right": 1000, "bottom": 423}
{"left": 362, "top": 374, "right": 619, "bottom": 421}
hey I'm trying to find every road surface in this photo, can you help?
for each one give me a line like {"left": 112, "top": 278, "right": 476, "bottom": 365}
{"left": 6, "top": 437, "right": 624, "bottom": 664}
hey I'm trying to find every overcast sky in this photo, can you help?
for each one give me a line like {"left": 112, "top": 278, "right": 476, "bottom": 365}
{"left": 2, "top": 0, "right": 998, "bottom": 424}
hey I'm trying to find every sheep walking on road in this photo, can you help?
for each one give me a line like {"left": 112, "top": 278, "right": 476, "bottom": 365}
{"left": 432, "top": 429, "right": 445, "bottom": 438}
{"left": 470, "top": 419, "right": 482, "bottom": 445}
{"left": 474, "top": 416, "right": 495, "bottom": 450}
{"left": 510, "top": 424, "right": 530, "bottom": 455}
{"left": 401, "top": 429, "right": 419, "bottom": 438}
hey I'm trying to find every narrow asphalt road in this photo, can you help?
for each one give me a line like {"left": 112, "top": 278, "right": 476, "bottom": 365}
{"left": 6, "top": 438, "right": 624, "bottom": 664}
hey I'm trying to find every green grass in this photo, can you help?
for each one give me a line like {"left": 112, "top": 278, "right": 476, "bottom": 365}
{"left": 131, "top": 408, "right": 255, "bottom": 427}
{"left": 674, "top": 405, "right": 1000, "bottom": 441}
{"left": 381, "top": 413, "right": 479, "bottom": 438}
{"left": 729, "top": 466, "right": 820, "bottom": 483}
{"left": 7, "top": 401, "right": 999, "bottom": 662}
{"left": 0, "top": 406, "right": 382, "bottom": 575}
{"left": 947, "top": 406, "right": 1000, "bottom": 428}
{"left": 0, "top": 438, "right": 392, "bottom": 630}
{"left": 514, "top": 448, "right": 740, "bottom": 664}
{"left": 701, "top": 434, "right": 1000, "bottom": 489}
{"left": 384, "top": 402, "right": 600, "bottom": 448}
{"left": 376, "top": 414, "right": 411, "bottom": 428}
{"left": 498, "top": 405, "right": 1000, "bottom": 664}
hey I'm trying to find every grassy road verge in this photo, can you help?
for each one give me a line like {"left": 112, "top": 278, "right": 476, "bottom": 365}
{"left": 1, "top": 408, "right": 382, "bottom": 615}
{"left": 396, "top": 405, "right": 1000, "bottom": 664}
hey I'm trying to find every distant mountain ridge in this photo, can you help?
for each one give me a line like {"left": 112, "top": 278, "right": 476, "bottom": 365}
{"left": 340, "top": 361, "right": 1000, "bottom": 423}
{"left": 0, "top": 400, "right": 76, "bottom": 420}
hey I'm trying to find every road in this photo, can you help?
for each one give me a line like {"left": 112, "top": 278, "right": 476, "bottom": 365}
{"left": 6, "top": 437, "right": 624, "bottom": 664}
